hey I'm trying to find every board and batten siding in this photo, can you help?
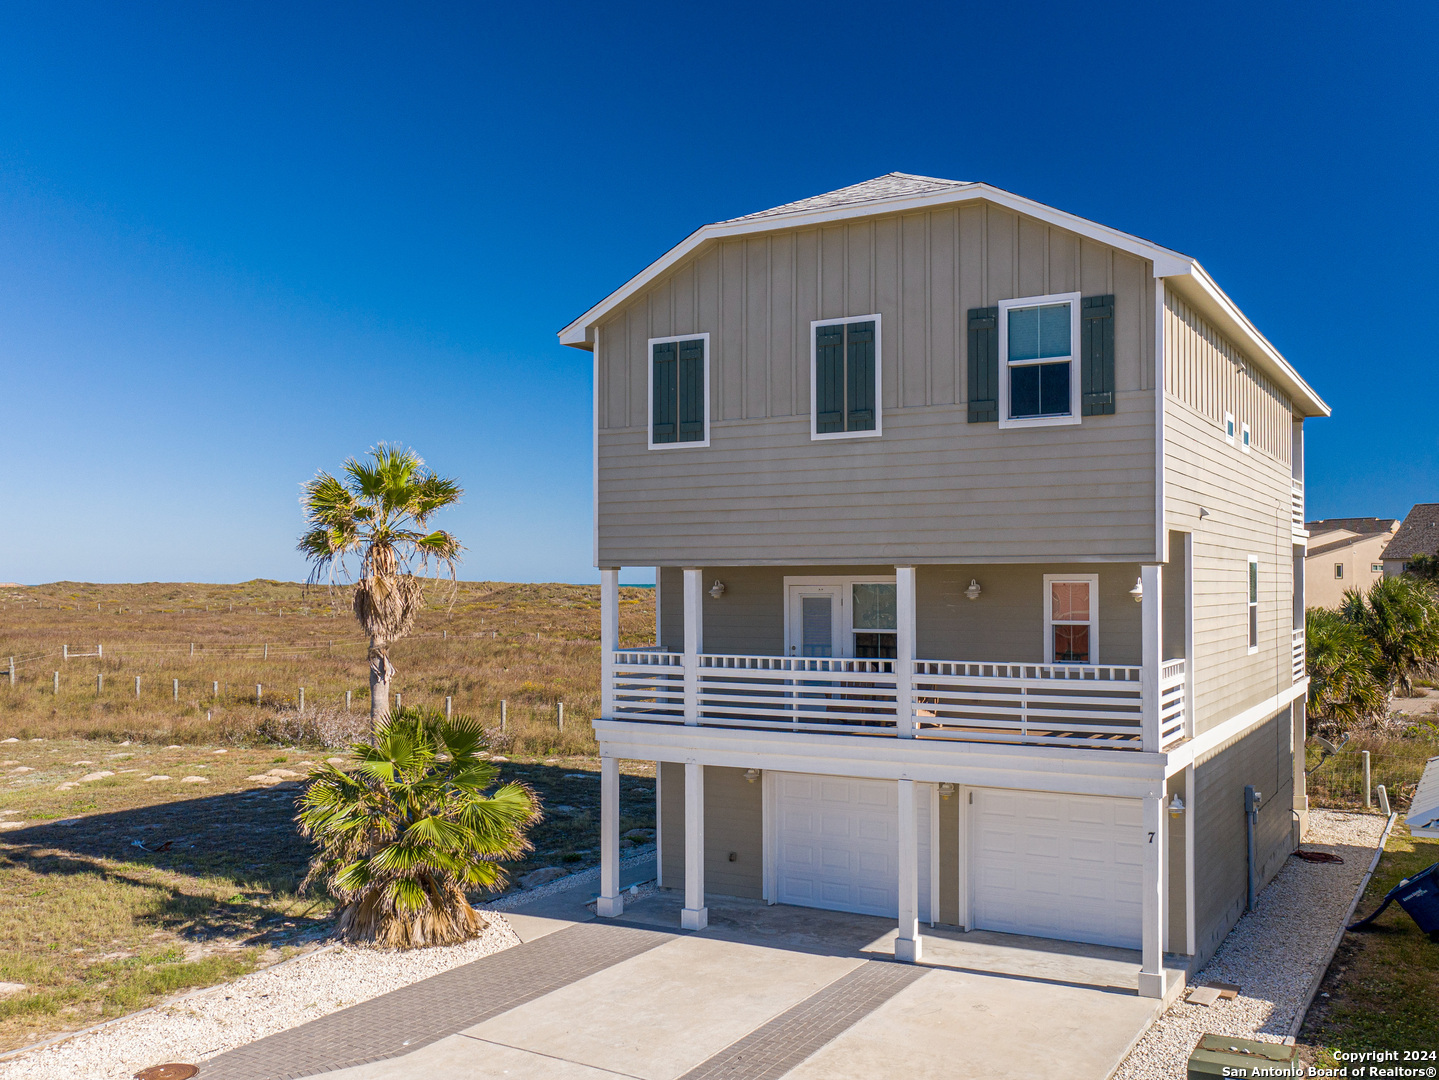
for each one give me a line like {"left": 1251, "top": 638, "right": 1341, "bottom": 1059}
{"left": 597, "top": 203, "right": 1158, "bottom": 567}
{"left": 1163, "top": 295, "right": 1297, "bottom": 736}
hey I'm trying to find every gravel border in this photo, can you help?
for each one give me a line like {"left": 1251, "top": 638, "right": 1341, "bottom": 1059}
{"left": 1113, "top": 809, "right": 1387, "bottom": 1080}
{"left": 0, "top": 848, "right": 658, "bottom": 1080}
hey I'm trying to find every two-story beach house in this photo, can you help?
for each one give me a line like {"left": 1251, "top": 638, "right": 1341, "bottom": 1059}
{"left": 558, "top": 174, "right": 1328, "bottom": 998}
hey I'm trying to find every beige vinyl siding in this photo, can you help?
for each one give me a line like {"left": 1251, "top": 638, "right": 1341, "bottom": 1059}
{"left": 596, "top": 202, "right": 1157, "bottom": 567}
{"left": 1164, "top": 299, "right": 1296, "bottom": 736}
{"left": 657, "top": 762, "right": 763, "bottom": 900}
{"left": 1163, "top": 291, "right": 1292, "bottom": 465}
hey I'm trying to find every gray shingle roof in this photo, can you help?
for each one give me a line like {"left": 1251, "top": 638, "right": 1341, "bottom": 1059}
{"left": 1382, "top": 504, "right": 1439, "bottom": 561}
{"left": 1305, "top": 517, "right": 1400, "bottom": 537}
{"left": 721, "top": 173, "right": 971, "bottom": 224}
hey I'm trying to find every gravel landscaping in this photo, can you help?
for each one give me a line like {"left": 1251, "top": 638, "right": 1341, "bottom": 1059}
{"left": 0, "top": 849, "right": 657, "bottom": 1080}
{"left": 1115, "top": 809, "right": 1387, "bottom": 1080}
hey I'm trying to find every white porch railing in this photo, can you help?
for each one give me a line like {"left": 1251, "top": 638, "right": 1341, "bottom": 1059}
{"left": 1292, "top": 627, "right": 1305, "bottom": 683}
{"left": 1291, "top": 480, "right": 1306, "bottom": 533}
{"left": 609, "top": 650, "right": 1188, "bottom": 751}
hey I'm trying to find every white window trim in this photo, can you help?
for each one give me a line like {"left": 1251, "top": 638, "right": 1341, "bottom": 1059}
{"left": 1247, "top": 555, "right": 1260, "bottom": 655}
{"left": 1224, "top": 411, "right": 1235, "bottom": 445}
{"left": 1042, "top": 573, "right": 1100, "bottom": 665}
{"left": 1372, "top": 563, "right": 1384, "bottom": 574}
{"left": 809, "top": 314, "right": 883, "bottom": 441}
{"left": 646, "top": 332, "right": 711, "bottom": 451}
{"left": 782, "top": 574, "right": 896, "bottom": 657}
{"left": 1241, "top": 422, "right": 1251, "bottom": 454}
{"left": 998, "top": 292, "right": 1082, "bottom": 429}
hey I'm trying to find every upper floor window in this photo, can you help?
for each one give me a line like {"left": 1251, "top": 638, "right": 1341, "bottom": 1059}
{"left": 649, "top": 334, "right": 709, "bottom": 449}
{"left": 1334, "top": 563, "right": 1344, "bottom": 580}
{"left": 1247, "top": 556, "right": 1259, "bottom": 653}
{"left": 1044, "top": 574, "right": 1097, "bottom": 664}
{"left": 998, "top": 293, "right": 1082, "bottom": 428}
{"left": 1241, "top": 422, "right": 1252, "bottom": 453}
{"left": 811, "top": 316, "right": 881, "bottom": 440}
{"left": 1224, "top": 412, "right": 1235, "bottom": 444}
{"left": 1372, "top": 563, "right": 1384, "bottom": 574}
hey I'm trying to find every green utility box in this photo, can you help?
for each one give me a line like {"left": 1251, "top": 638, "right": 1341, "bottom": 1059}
{"left": 1187, "top": 1034, "right": 1300, "bottom": 1078}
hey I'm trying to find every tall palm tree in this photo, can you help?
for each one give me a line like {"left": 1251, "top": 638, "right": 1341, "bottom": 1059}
{"left": 298, "top": 444, "right": 462, "bottom": 729}
{"left": 298, "top": 706, "right": 541, "bottom": 947}
{"left": 1339, "top": 575, "right": 1439, "bottom": 696}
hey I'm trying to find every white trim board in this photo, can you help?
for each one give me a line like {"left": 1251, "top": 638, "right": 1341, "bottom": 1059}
{"left": 1162, "top": 680, "right": 1307, "bottom": 777}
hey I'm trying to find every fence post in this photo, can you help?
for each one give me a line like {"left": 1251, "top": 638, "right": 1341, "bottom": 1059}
{"left": 97, "top": 644, "right": 102, "bottom": 658}
{"left": 264, "top": 644, "right": 268, "bottom": 660}
{"left": 345, "top": 690, "right": 352, "bottom": 712}
{"left": 395, "top": 693, "right": 402, "bottom": 710}
{"left": 501, "top": 699, "right": 507, "bottom": 734}
{"left": 256, "top": 684, "right": 262, "bottom": 705}
{"left": 173, "top": 678, "right": 179, "bottom": 702}
{"left": 96, "top": 673, "right": 103, "bottom": 695}
{"left": 135, "top": 676, "right": 141, "bottom": 698}
{"left": 212, "top": 680, "right": 218, "bottom": 698}
{"left": 63, "top": 644, "right": 68, "bottom": 661}
{"left": 53, "top": 671, "right": 59, "bottom": 694}
{"left": 1362, "top": 750, "right": 1372, "bottom": 808}
{"left": 8, "top": 657, "right": 12, "bottom": 687}
{"left": 189, "top": 643, "right": 194, "bottom": 658}
{"left": 1377, "top": 784, "right": 1391, "bottom": 817}
{"left": 299, "top": 687, "right": 305, "bottom": 711}
{"left": 445, "top": 696, "right": 452, "bottom": 720}
{"left": 558, "top": 702, "right": 564, "bottom": 731}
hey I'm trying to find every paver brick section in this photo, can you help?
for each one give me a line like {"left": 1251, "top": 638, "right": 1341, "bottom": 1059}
{"left": 675, "top": 960, "right": 929, "bottom": 1080}
{"left": 199, "top": 920, "right": 676, "bottom": 1080}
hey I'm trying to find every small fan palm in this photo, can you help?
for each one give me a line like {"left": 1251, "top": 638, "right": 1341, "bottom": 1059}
{"left": 1338, "top": 575, "right": 1439, "bottom": 696}
{"left": 297, "top": 706, "right": 541, "bottom": 948}
{"left": 1306, "top": 607, "right": 1386, "bottom": 734}
{"left": 298, "top": 444, "right": 462, "bottom": 730}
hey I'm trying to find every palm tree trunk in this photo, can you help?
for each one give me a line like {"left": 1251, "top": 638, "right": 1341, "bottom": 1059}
{"left": 369, "top": 642, "right": 395, "bottom": 731}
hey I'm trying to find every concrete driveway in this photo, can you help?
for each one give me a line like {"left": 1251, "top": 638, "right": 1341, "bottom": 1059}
{"left": 246, "top": 882, "right": 1167, "bottom": 1080}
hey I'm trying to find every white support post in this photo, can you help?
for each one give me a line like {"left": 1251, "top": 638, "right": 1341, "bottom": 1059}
{"left": 1139, "top": 793, "right": 1166, "bottom": 998}
{"left": 895, "top": 566, "right": 916, "bottom": 738}
{"left": 681, "top": 761, "right": 707, "bottom": 929}
{"left": 596, "top": 755, "right": 623, "bottom": 917}
{"left": 682, "top": 568, "right": 703, "bottom": 726}
{"left": 896, "top": 779, "right": 922, "bottom": 962}
{"left": 1141, "top": 564, "right": 1163, "bottom": 752}
{"left": 600, "top": 568, "right": 620, "bottom": 719}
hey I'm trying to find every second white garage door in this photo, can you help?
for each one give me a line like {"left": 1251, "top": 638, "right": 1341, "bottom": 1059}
{"left": 970, "top": 788, "right": 1143, "bottom": 949}
{"left": 774, "top": 773, "right": 929, "bottom": 919}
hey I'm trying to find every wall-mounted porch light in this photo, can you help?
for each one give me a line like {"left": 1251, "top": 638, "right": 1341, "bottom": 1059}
{"left": 743, "top": 768, "right": 760, "bottom": 784}
{"left": 1168, "top": 794, "right": 1185, "bottom": 817}
{"left": 1130, "top": 577, "right": 1144, "bottom": 603}
{"left": 964, "top": 579, "right": 982, "bottom": 601}
{"left": 709, "top": 580, "right": 726, "bottom": 599}
{"left": 938, "top": 783, "right": 956, "bottom": 800}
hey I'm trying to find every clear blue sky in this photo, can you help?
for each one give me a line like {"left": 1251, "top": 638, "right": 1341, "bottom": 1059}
{"left": 1, "top": 3, "right": 1434, "bottom": 585}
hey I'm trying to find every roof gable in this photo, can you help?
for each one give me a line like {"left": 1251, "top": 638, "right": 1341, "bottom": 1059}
{"left": 1383, "top": 504, "right": 1439, "bottom": 561}
{"left": 721, "top": 173, "right": 970, "bottom": 223}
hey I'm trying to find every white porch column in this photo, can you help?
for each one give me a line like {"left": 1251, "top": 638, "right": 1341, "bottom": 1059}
{"left": 1139, "top": 793, "right": 1166, "bottom": 998}
{"left": 596, "top": 755, "right": 623, "bottom": 917}
{"left": 600, "top": 568, "right": 620, "bottom": 719}
{"left": 682, "top": 761, "right": 708, "bottom": 929}
{"left": 682, "top": 568, "right": 703, "bottom": 726}
{"left": 895, "top": 566, "right": 916, "bottom": 738}
{"left": 895, "top": 779, "right": 922, "bottom": 962}
{"left": 1140, "top": 564, "right": 1163, "bottom": 752}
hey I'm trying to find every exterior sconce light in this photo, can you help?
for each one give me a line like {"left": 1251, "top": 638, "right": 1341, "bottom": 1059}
{"left": 709, "top": 580, "right": 726, "bottom": 599}
{"left": 938, "top": 783, "right": 956, "bottom": 800}
{"left": 1169, "top": 794, "right": 1185, "bottom": 817}
{"left": 964, "top": 579, "right": 982, "bottom": 601}
{"left": 1130, "top": 577, "right": 1144, "bottom": 603}
{"left": 743, "top": 768, "right": 760, "bottom": 784}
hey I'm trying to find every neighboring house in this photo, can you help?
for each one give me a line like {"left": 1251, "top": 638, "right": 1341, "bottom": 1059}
{"left": 1303, "top": 518, "right": 1400, "bottom": 608}
{"left": 1382, "top": 503, "right": 1439, "bottom": 577}
{"left": 559, "top": 173, "right": 1329, "bottom": 998}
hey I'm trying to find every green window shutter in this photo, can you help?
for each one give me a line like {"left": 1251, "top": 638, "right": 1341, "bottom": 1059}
{"left": 651, "top": 341, "right": 677, "bottom": 443}
{"left": 1080, "top": 294, "right": 1115, "bottom": 416}
{"left": 967, "top": 307, "right": 998, "bottom": 422}
{"left": 677, "top": 338, "right": 705, "bottom": 442}
{"left": 845, "top": 320, "right": 876, "bottom": 431}
{"left": 815, "top": 323, "right": 844, "bottom": 433}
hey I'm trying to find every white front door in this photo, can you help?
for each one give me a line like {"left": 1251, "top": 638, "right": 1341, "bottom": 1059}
{"left": 969, "top": 788, "right": 1143, "bottom": 948}
{"left": 785, "top": 585, "right": 844, "bottom": 658}
{"left": 773, "top": 773, "right": 930, "bottom": 919}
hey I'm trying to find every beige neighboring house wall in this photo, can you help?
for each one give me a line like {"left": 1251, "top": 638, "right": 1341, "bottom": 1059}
{"left": 1304, "top": 518, "right": 1399, "bottom": 608}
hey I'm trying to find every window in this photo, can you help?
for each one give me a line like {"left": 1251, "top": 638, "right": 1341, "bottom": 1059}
{"left": 999, "top": 293, "right": 1081, "bottom": 428}
{"left": 1247, "top": 556, "right": 1259, "bottom": 653}
{"left": 811, "top": 316, "right": 881, "bottom": 439}
{"left": 648, "top": 334, "right": 709, "bottom": 449}
{"left": 1241, "top": 422, "right": 1251, "bottom": 453}
{"left": 1372, "top": 563, "right": 1384, "bottom": 574}
{"left": 1224, "top": 412, "right": 1235, "bottom": 444}
{"left": 851, "top": 582, "right": 896, "bottom": 658}
{"left": 1335, "top": 563, "right": 1344, "bottom": 580}
{"left": 1043, "top": 574, "right": 1098, "bottom": 664}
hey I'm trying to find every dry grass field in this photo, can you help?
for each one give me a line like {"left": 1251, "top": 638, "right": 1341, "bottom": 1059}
{"left": 0, "top": 580, "right": 658, "bottom": 1054}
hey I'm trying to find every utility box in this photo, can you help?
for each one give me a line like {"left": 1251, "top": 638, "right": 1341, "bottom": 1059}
{"left": 1187, "top": 1034, "right": 1300, "bottom": 1078}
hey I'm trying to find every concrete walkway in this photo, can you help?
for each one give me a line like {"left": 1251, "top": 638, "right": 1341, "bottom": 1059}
{"left": 202, "top": 869, "right": 1167, "bottom": 1080}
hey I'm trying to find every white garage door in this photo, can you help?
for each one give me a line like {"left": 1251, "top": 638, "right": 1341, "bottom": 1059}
{"left": 970, "top": 789, "right": 1142, "bottom": 949}
{"left": 774, "top": 773, "right": 930, "bottom": 919}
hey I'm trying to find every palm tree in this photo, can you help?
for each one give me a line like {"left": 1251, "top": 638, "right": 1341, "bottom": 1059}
{"left": 1339, "top": 575, "right": 1439, "bottom": 696}
{"left": 298, "top": 706, "right": 541, "bottom": 947}
{"left": 1305, "top": 607, "right": 1386, "bottom": 734}
{"left": 298, "top": 444, "right": 462, "bottom": 730}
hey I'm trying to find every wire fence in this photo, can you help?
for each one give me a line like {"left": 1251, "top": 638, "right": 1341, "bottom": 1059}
{"left": 1305, "top": 741, "right": 1429, "bottom": 812}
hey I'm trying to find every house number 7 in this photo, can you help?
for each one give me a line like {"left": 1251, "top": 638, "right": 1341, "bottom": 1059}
{"left": 1147, "top": 832, "right": 1155, "bottom": 843}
